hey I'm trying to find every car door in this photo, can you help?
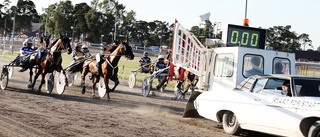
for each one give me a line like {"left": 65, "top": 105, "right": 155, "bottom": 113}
{"left": 249, "top": 78, "right": 297, "bottom": 135}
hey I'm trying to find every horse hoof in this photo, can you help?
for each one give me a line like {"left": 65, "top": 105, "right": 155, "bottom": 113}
{"left": 27, "top": 83, "right": 32, "bottom": 88}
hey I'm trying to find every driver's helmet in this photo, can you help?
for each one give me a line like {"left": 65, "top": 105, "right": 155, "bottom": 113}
{"left": 82, "top": 45, "right": 88, "bottom": 49}
{"left": 23, "top": 38, "right": 33, "bottom": 46}
{"left": 158, "top": 55, "right": 165, "bottom": 60}
{"left": 26, "top": 38, "right": 33, "bottom": 44}
{"left": 143, "top": 51, "right": 148, "bottom": 55}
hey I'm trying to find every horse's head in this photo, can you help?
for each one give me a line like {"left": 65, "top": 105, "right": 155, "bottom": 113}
{"left": 120, "top": 41, "right": 134, "bottom": 60}
{"left": 59, "top": 34, "right": 72, "bottom": 54}
{"left": 40, "top": 34, "right": 51, "bottom": 48}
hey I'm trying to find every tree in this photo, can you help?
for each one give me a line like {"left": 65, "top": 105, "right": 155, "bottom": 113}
{"left": 267, "top": 25, "right": 300, "bottom": 51}
{"left": 15, "top": 0, "right": 38, "bottom": 32}
{"left": 73, "top": 2, "right": 91, "bottom": 41}
{"left": 317, "top": 46, "right": 320, "bottom": 52}
{"left": 52, "top": 0, "right": 74, "bottom": 37}
{"left": 299, "top": 33, "right": 312, "bottom": 50}
{"left": 134, "top": 20, "right": 149, "bottom": 44}
{"left": 0, "top": 0, "right": 11, "bottom": 34}
{"left": 121, "top": 10, "right": 136, "bottom": 42}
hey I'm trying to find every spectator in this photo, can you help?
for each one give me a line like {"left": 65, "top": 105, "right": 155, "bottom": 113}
{"left": 274, "top": 62, "right": 284, "bottom": 74}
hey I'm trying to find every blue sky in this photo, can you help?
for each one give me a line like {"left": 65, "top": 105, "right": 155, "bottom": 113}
{"left": 25, "top": 0, "right": 320, "bottom": 49}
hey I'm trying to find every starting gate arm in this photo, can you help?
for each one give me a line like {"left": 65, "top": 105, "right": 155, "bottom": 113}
{"left": 171, "top": 20, "right": 212, "bottom": 90}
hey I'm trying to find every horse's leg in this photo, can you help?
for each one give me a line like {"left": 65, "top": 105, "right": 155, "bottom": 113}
{"left": 104, "top": 75, "right": 111, "bottom": 99}
{"left": 36, "top": 73, "right": 46, "bottom": 93}
{"left": 91, "top": 75, "right": 99, "bottom": 97}
{"left": 27, "top": 67, "right": 33, "bottom": 88}
{"left": 61, "top": 67, "right": 69, "bottom": 86}
{"left": 156, "top": 76, "right": 168, "bottom": 91}
{"left": 182, "top": 79, "right": 192, "bottom": 98}
{"left": 31, "top": 68, "right": 42, "bottom": 91}
{"left": 81, "top": 66, "right": 89, "bottom": 94}
{"left": 109, "top": 75, "right": 119, "bottom": 93}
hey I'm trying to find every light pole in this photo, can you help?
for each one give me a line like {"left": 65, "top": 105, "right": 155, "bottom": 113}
{"left": 10, "top": 8, "right": 16, "bottom": 53}
{"left": 100, "top": 35, "right": 104, "bottom": 54}
{"left": 1, "top": 14, "right": 6, "bottom": 38}
{"left": 71, "top": 18, "right": 77, "bottom": 47}
{"left": 44, "top": 0, "right": 50, "bottom": 36}
{"left": 108, "top": 0, "right": 118, "bottom": 41}
{"left": 1, "top": 14, "right": 7, "bottom": 50}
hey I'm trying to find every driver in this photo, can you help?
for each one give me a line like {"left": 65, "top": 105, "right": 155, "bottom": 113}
{"left": 139, "top": 51, "right": 151, "bottom": 73}
{"left": 282, "top": 80, "right": 292, "bottom": 96}
{"left": 72, "top": 44, "right": 85, "bottom": 64}
{"left": 155, "top": 55, "right": 168, "bottom": 90}
{"left": 19, "top": 38, "right": 35, "bottom": 72}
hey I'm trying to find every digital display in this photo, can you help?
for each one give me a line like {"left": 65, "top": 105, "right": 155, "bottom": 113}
{"left": 225, "top": 24, "right": 267, "bottom": 49}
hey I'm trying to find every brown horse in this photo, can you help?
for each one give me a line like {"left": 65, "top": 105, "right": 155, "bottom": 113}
{"left": 30, "top": 34, "right": 72, "bottom": 93}
{"left": 81, "top": 41, "right": 134, "bottom": 99}
{"left": 163, "top": 52, "right": 199, "bottom": 99}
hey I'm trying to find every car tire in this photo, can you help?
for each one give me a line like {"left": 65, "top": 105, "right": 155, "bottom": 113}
{"left": 308, "top": 121, "right": 320, "bottom": 137}
{"left": 222, "top": 111, "right": 241, "bottom": 135}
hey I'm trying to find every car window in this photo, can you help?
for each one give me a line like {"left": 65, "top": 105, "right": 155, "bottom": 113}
{"left": 214, "top": 54, "right": 234, "bottom": 77}
{"left": 261, "top": 79, "right": 286, "bottom": 96}
{"left": 273, "top": 58, "right": 290, "bottom": 74}
{"left": 252, "top": 79, "right": 267, "bottom": 93}
{"left": 294, "top": 78, "right": 320, "bottom": 97}
{"left": 243, "top": 55, "right": 264, "bottom": 78}
{"left": 236, "top": 76, "right": 255, "bottom": 91}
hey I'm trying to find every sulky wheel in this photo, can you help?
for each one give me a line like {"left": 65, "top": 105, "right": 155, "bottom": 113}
{"left": 46, "top": 73, "right": 54, "bottom": 94}
{"left": 67, "top": 72, "right": 75, "bottom": 87}
{"left": 8, "top": 66, "right": 14, "bottom": 79}
{"left": 142, "top": 79, "right": 151, "bottom": 97}
{"left": 55, "top": 72, "right": 66, "bottom": 94}
{"left": 98, "top": 77, "right": 106, "bottom": 98}
{"left": 1, "top": 67, "right": 9, "bottom": 90}
{"left": 128, "top": 72, "right": 136, "bottom": 88}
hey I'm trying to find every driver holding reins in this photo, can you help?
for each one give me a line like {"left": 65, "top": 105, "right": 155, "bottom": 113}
{"left": 19, "top": 38, "right": 35, "bottom": 72}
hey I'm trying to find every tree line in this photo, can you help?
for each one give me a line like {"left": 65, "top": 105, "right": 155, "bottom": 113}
{"left": 0, "top": 0, "right": 316, "bottom": 51}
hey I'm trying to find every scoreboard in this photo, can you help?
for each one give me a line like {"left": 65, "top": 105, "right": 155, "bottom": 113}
{"left": 222, "top": 24, "right": 267, "bottom": 49}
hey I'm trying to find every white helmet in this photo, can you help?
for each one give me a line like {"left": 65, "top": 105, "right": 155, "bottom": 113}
{"left": 82, "top": 45, "right": 88, "bottom": 49}
{"left": 158, "top": 55, "right": 165, "bottom": 59}
{"left": 25, "top": 38, "right": 33, "bottom": 44}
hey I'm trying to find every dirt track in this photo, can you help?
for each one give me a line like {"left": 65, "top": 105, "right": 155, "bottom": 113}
{"left": 0, "top": 57, "right": 275, "bottom": 137}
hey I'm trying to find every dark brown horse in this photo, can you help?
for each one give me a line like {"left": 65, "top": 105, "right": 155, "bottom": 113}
{"left": 23, "top": 35, "right": 52, "bottom": 88}
{"left": 81, "top": 41, "right": 134, "bottom": 99}
{"left": 30, "top": 34, "right": 72, "bottom": 92}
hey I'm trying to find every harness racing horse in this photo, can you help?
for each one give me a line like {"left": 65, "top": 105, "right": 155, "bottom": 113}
{"left": 81, "top": 41, "right": 134, "bottom": 99}
{"left": 30, "top": 34, "right": 72, "bottom": 93}
{"left": 21, "top": 34, "right": 52, "bottom": 89}
{"left": 66, "top": 41, "right": 120, "bottom": 76}
{"left": 163, "top": 53, "right": 199, "bottom": 99}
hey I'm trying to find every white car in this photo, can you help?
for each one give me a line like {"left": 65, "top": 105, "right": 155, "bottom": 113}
{"left": 194, "top": 75, "right": 320, "bottom": 137}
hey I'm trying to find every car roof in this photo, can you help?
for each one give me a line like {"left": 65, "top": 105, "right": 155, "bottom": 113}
{"left": 250, "top": 74, "right": 320, "bottom": 80}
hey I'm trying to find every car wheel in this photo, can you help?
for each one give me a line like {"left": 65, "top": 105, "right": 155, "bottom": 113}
{"left": 222, "top": 111, "right": 241, "bottom": 135}
{"left": 308, "top": 121, "right": 320, "bottom": 137}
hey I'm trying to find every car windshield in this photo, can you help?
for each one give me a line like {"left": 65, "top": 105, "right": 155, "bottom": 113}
{"left": 294, "top": 78, "right": 320, "bottom": 97}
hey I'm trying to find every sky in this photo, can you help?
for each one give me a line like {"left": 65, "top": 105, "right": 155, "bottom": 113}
{"left": 9, "top": 0, "right": 320, "bottom": 50}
